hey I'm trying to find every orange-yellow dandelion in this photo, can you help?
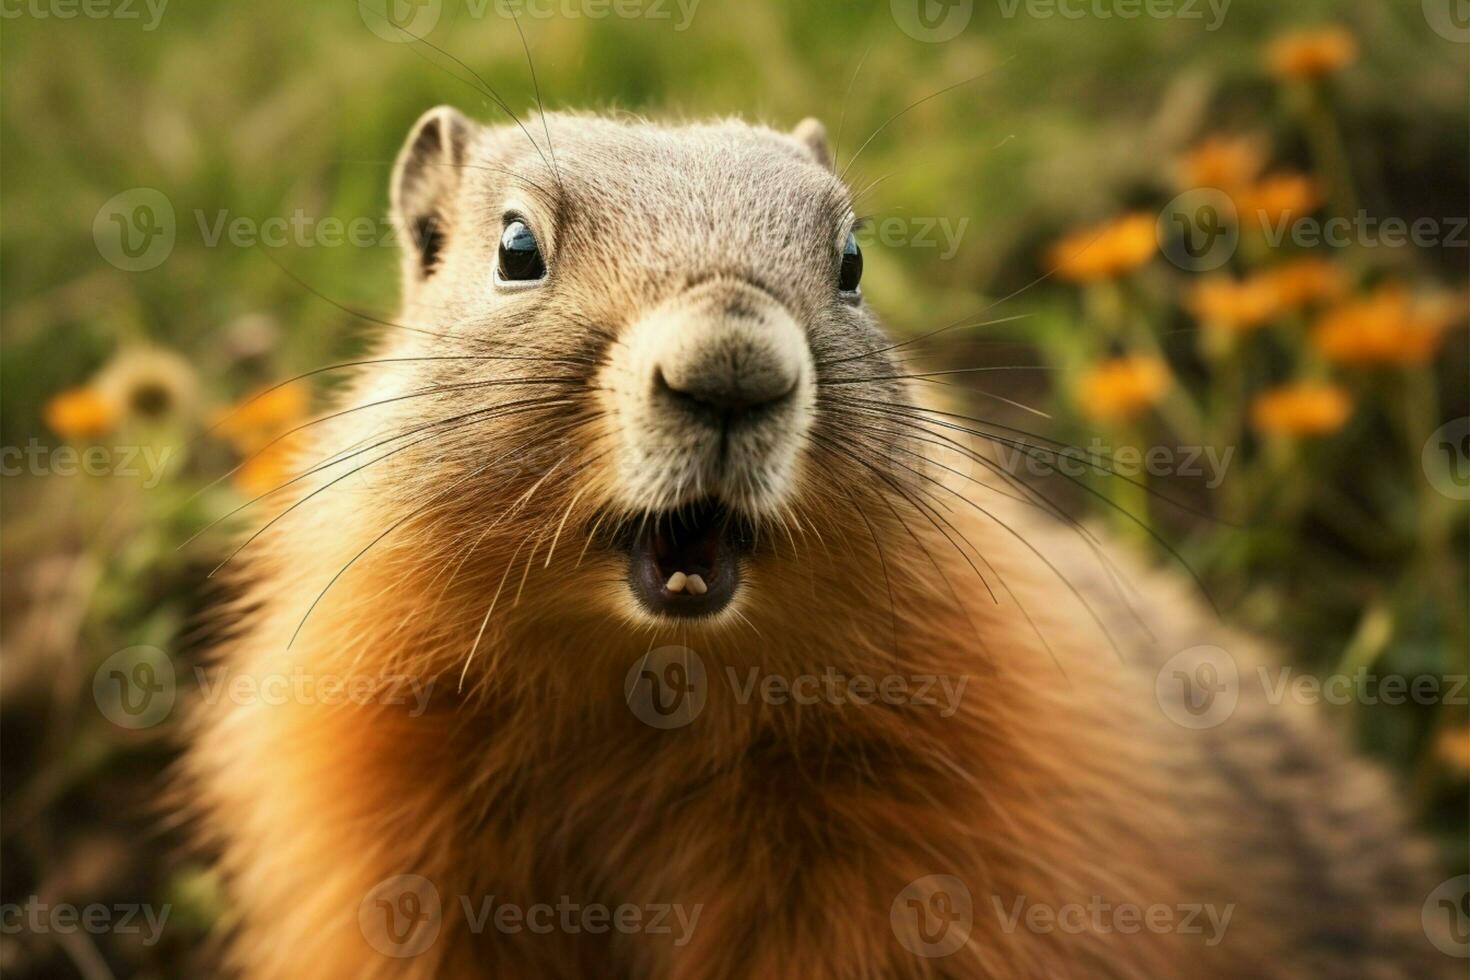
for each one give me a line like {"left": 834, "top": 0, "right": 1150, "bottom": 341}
{"left": 215, "top": 382, "right": 311, "bottom": 454}
{"left": 1233, "top": 172, "right": 1322, "bottom": 229}
{"left": 1178, "top": 134, "right": 1267, "bottom": 191}
{"left": 43, "top": 386, "right": 116, "bottom": 440}
{"left": 1250, "top": 382, "right": 1352, "bottom": 437}
{"left": 1046, "top": 213, "right": 1157, "bottom": 283}
{"left": 231, "top": 433, "right": 306, "bottom": 498}
{"left": 1311, "top": 286, "right": 1458, "bottom": 365}
{"left": 1187, "top": 275, "right": 1283, "bottom": 333}
{"left": 1076, "top": 356, "right": 1171, "bottom": 422}
{"left": 1259, "top": 257, "right": 1348, "bottom": 309}
{"left": 1266, "top": 26, "right": 1357, "bottom": 80}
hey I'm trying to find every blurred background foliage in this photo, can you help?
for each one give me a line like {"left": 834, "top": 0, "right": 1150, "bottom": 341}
{"left": 2, "top": 1, "right": 1467, "bottom": 976}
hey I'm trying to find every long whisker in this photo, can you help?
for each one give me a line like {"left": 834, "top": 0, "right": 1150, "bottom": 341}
{"left": 811, "top": 428, "right": 1078, "bottom": 679}
{"left": 252, "top": 245, "right": 490, "bottom": 349}
{"left": 816, "top": 313, "right": 1034, "bottom": 368}
{"left": 830, "top": 426, "right": 1112, "bottom": 668}
{"left": 458, "top": 535, "right": 529, "bottom": 692}
{"left": 187, "top": 369, "right": 588, "bottom": 507}
{"left": 830, "top": 396, "right": 1220, "bottom": 617}
{"left": 206, "top": 397, "right": 577, "bottom": 575}
{"left": 830, "top": 45, "right": 872, "bottom": 173}
{"left": 810, "top": 431, "right": 994, "bottom": 602}
{"left": 833, "top": 393, "right": 1232, "bottom": 526}
{"left": 207, "top": 354, "right": 590, "bottom": 436}
{"left": 835, "top": 411, "right": 1153, "bottom": 636}
{"left": 184, "top": 383, "right": 580, "bottom": 548}
{"left": 509, "top": 8, "right": 563, "bottom": 193}
{"left": 365, "top": 4, "right": 563, "bottom": 190}
{"left": 286, "top": 407, "right": 590, "bottom": 648}
{"left": 824, "top": 365, "right": 1058, "bottom": 385}
{"left": 839, "top": 62, "right": 1012, "bottom": 183}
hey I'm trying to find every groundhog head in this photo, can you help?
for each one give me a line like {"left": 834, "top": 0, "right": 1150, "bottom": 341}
{"left": 373, "top": 107, "right": 914, "bottom": 634}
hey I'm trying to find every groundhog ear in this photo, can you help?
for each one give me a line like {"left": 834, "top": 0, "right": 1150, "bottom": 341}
{"left": 792, "top": 117, "right": 831, "bottom": 171}
{"left": 391, "top": 105, "right": 472, "bottom": 280}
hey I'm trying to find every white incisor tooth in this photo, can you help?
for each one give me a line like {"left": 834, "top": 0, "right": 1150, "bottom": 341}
{"left": 665, "top": 571, "right": 688, "bottom": 593}
{"left": 685, "top": 574, "right": 708, "bottom": 596}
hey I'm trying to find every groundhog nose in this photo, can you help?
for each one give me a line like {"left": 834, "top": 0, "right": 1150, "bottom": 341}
{"left": 654, "top": 337, "right": 801, "bottom": 422}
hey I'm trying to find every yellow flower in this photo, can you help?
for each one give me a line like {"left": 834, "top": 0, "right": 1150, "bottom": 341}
{"left": 1076, "top": 356, "right": 1171, "bottom": 422}
{"left": 1250, "top": 382, "right": 1352, "bottom": 437}
{"left": 1187, "top": 275, "right": 1283, "bottom": 333}
{"left": 1310, "top": 286, "right": 1457, "bottom": 365}
{"left": 232, "top": 433, "right": 305, "bottom": 498}
{"left": 1046, "top": 213, "right": 1158, "bottom": 283}
{"left": 1266, "top": 26, "right": 1357, "bottom": 80}
{"left": 43, "top": 386, "right": 116, "bottom": 439}
{"left": 1178, "top": 134, "right": 1267, "bottom": 191}
{"left": 1258, "top": 257, "right": 1347, "bottom": 309}
{"left": 94, "top": 347, "right": 199, "bottom": 425}
{"left": 215, "top": 382, "right": 310, "bottom": 454}
{"left": 1233, "top": 172, "right": 1322, "bottom": 229}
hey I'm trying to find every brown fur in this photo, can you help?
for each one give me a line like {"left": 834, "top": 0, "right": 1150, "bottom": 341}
{"left": 183, "top": 111, "right": 1452, "bottom": 978}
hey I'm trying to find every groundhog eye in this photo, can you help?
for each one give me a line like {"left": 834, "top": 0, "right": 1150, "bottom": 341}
{"left": 498, "top": 219, "right": 546, "bottom": 283}
{"left": 838, "top": 231, "right": 863, "bottom": 294}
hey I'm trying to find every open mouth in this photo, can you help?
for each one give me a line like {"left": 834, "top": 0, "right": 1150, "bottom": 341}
{"left": 621, "top": 498, "right": 750, "bottom": 618}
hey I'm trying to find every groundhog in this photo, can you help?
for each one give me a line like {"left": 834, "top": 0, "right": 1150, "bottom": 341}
{"left": 183, "top": 108, "right": 1457, "bottom": 978}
